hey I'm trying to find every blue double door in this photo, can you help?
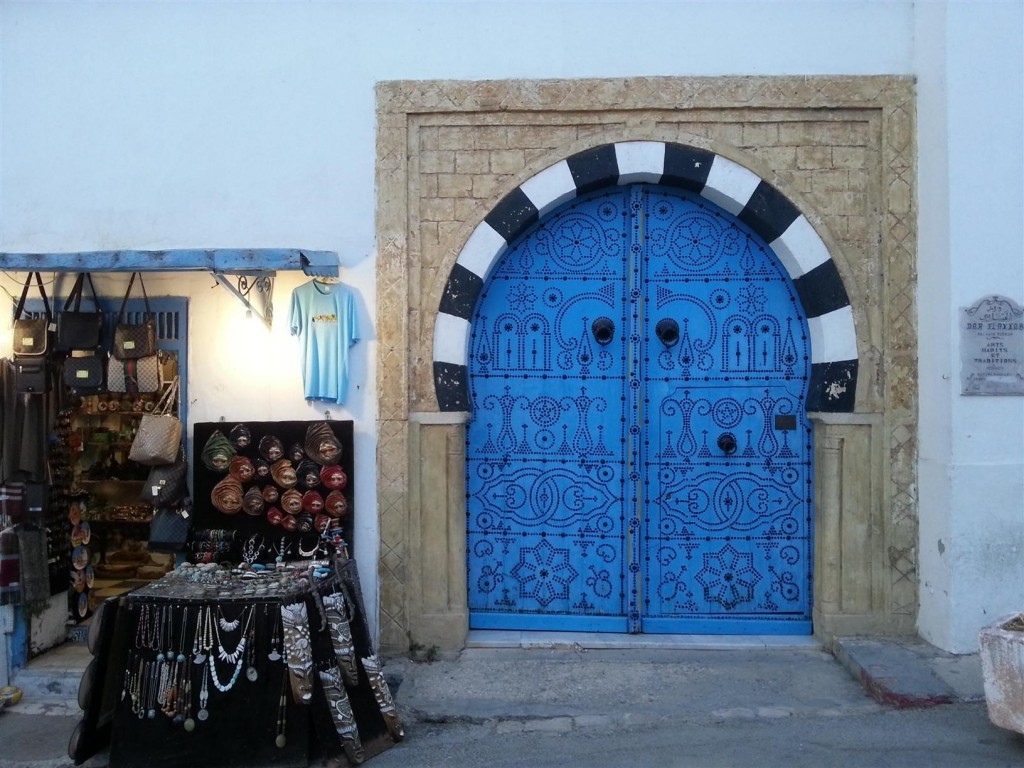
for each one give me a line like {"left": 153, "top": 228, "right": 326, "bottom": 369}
{"left": 466, "top": 185, "right": 813, "bottom": 634}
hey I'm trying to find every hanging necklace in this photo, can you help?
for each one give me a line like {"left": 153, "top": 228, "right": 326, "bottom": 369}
{"left": 197, "top": 663, "right": 210, "bottom": 721}
{"left": 135, "top": 605, "right": 150, "bottom": 649}
{"left": 215, "top": 606, "right": 250, "bottom": 664}
{"left": 218, "top": 606, "right": 241, "bottom": 633}
{"left": 176, "top": 607, "right": 189, "bottom": 663}
{"left": 245, "top": 618, "right": 258, "bottom": 682}
{"left": 147, "top": 661, "right": 159, "bottom": 719}
{"left": 194, "top": 606, "right": 213, "bottom": 665}
{"left": 209, "top": 607, "right": 252, "bottom": 692}
{"left": 182, "top": 667, "right": 195, "bottom": 732}
{"left": 275, "top": 668, "right": 288, "bottom": 748}
{"left": 268, "top": 606, "right": 282, "bottom": 662}
{"left": 191, "top": 606, "right": 204, "bottom": 662}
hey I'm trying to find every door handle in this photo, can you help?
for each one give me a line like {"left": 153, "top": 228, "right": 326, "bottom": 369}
{"left": 591, "top": 317, "right": 615, "bottom": 345}
{"left": 716, "top": 432, "right": 737, "bottom": 455}
{"left": 655, "top": 318, "right": 679, "bottom": 347}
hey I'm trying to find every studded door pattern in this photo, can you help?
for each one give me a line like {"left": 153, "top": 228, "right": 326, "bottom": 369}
{"left": 466, "top": 185, "right": 812, "bottom": 634}
{"left": 639, "top": 187, "right": 812, "bottom": 633}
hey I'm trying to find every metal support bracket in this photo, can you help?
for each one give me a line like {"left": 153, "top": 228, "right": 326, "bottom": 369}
{"left": 211, "top": 271, "right": 276, "bottom": 329}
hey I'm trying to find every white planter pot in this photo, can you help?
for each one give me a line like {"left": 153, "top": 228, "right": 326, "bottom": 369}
{"left": 980, "top": 613, "right": 1024, "bottom": 734}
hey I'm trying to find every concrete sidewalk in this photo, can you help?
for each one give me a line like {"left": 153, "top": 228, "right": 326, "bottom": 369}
{"left": 390, "top": 632, "right": 985, "bottom": 730}
{"left": 0, "top": 632, "right": 988, "bottom": 767}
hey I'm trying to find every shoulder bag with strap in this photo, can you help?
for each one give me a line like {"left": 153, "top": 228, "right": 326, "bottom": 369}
{"left": 112, "top": 272, "right": 156, "bottom": 360}
{"left": 12, "top": 272, "right": 52, "bottom": 358}
{"left": 57, "top": 273, "right": 104, "bottom": 351}
{"left": 129, "top": 377, "right": 182, "bottom": 466}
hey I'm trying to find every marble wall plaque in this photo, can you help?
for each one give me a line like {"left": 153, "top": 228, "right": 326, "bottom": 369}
{"left": 960, "top": 295, "right": 1024, "bottom": 395}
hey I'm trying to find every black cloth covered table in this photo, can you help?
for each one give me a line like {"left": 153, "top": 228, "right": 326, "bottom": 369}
{"left": 71, "top": 556, "right": 402, "bottom": 767}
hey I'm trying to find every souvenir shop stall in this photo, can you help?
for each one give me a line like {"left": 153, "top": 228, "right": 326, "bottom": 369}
{"left": 71, "top": 417, "right": 402, "bottom": 767}
{"left": 2, "top": 270, "right": 187, "bottom": 662}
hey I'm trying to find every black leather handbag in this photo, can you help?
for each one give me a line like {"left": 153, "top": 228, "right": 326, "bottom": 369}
{"left": 15, "top": 357, "right": 49, "bottom": 394}
{"left": 57, "top": 273, "right": 104, "bottom": 351}
{"left": 140, "top": 450, "right": 188, "bottom": 507}
{"left": 112, "top": 273, "right": 156, "bottom": 360}
{"left": 12, "top": 272, "right": 52, "bottom": 358}
{"left": 148, "top": 499, "right": 191, "bottom": 553}
{"left": 63, "top": 354, "right": 107, "bottom": 395}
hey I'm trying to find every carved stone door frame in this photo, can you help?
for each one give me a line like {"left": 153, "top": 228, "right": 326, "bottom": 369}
{"left": 375, "top": 76, "right": 917, "bottom": 656}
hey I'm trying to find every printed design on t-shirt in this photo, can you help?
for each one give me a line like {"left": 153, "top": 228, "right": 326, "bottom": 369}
{"left": 313, "top": 314, "right": 338, "bottom": 324}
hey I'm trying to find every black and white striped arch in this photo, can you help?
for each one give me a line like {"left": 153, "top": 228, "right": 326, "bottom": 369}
{"left": 433, "top": 141, "right": 858, "bottom": 413}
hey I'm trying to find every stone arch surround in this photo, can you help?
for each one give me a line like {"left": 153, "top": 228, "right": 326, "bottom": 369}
{"left": 433, "top": 140, "right": 858, "bottom": 415}
{"left": 375, "top": 77, "right": 918, "bottom": 656}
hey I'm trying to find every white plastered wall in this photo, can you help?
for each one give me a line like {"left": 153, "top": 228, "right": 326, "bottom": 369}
{"left": 916, "top": 0, "right": 1024, "bottom": 652}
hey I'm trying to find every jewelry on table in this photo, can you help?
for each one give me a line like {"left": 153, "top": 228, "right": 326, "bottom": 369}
{"left": 297, "top": 534, "right": 322, "bottom": 559}
{"left": 275, "top": 537, "right": 290, "bottom": 564}
{"left": 241, "top": 534, "right": 265, "bottom": 565}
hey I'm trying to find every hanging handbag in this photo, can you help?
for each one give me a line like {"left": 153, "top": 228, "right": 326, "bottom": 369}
{"left": 15, "top": 357, "right": 49, "bottom": 394}
{"left": 12, "top": 272, "right": 53, "bottom": 358}
{"left": 128, "top": 377, "right": 181, "bottom": 466}
{"left": 112, "top": 272, "right": 156, "bottom": 360}
{"left": 140, "top": 448, "right": 188, "bottom": 506}
{"left": 57, "top": 273, "right": 104, "bottom": 351}
{"left": 63, "top": 354, "right": 107, "bottom": 395}
{"left": 107, "top": 353, "right": 161, "bottom": 394}
{"left": 148, "top": 498, "right": 191, "bottom": 553}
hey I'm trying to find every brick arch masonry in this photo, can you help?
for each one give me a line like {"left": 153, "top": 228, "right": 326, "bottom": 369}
{"left": 432, "top": 141, "right": 858, "bottom": 413}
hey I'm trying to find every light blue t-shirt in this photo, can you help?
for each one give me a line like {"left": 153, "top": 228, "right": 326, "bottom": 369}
{"left": 289, "top": 281, "right": 360, "bottom": 404}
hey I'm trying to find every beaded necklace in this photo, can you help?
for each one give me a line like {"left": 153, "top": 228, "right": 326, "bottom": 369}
{"left": 209, "top": 606, "right": 253, "bottom": 692}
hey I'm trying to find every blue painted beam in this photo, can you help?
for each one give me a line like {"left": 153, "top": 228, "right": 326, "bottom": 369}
{"left": 0, "top": 248, "right": 339, "bottom": 276}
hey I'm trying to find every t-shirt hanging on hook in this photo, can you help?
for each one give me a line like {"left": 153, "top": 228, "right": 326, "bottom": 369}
{"left": 289, "top": 280, "right": 360, "bottom": 404}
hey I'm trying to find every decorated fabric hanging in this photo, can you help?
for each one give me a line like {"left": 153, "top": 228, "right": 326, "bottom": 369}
{"left": 211, "top": 476, "right": 244, "bottom": 515}
{"left": 228, "top": 456, "right": 255, "bottom": 483}
{"left": 271, "top": 460, "right": 298, "bottom": 489}
{"left": 201, "top": 431, "right": 236, "bottom": 473}
{"left": 304, "top": 422, "right": 342, "bottom": 465}
{"left": 228, "top": 424, "right": 252, "bottom": 449}
{"left": 242, "top": 487, "right": 265, "bottom": 517}
{"left": 296, "top": 460, "right": 321, "bottom": 490}
{"left": 259, "top": 435, "right": 285, "bottom": 462}
{"left": 320, "top": 465, "right": 347, "bottom": 491}
{"left": 280, "top": 489, "right": 303, "bottom": 516}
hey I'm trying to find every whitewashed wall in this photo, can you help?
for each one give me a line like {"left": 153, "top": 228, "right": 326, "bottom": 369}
{"left": 1, "top": 0, "right": 1020, "bottom": 652}
{"left": 916, "top": 0, "right": 1024, "bottom": 652}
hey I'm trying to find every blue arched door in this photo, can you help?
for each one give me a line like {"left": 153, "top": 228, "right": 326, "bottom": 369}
{"left": 466, "top": 184, "right": 813, "bottom": 634}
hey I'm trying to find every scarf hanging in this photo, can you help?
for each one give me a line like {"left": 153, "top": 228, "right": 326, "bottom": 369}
{"left": 0, "top": 525, "right": 21, "bottom": 606}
